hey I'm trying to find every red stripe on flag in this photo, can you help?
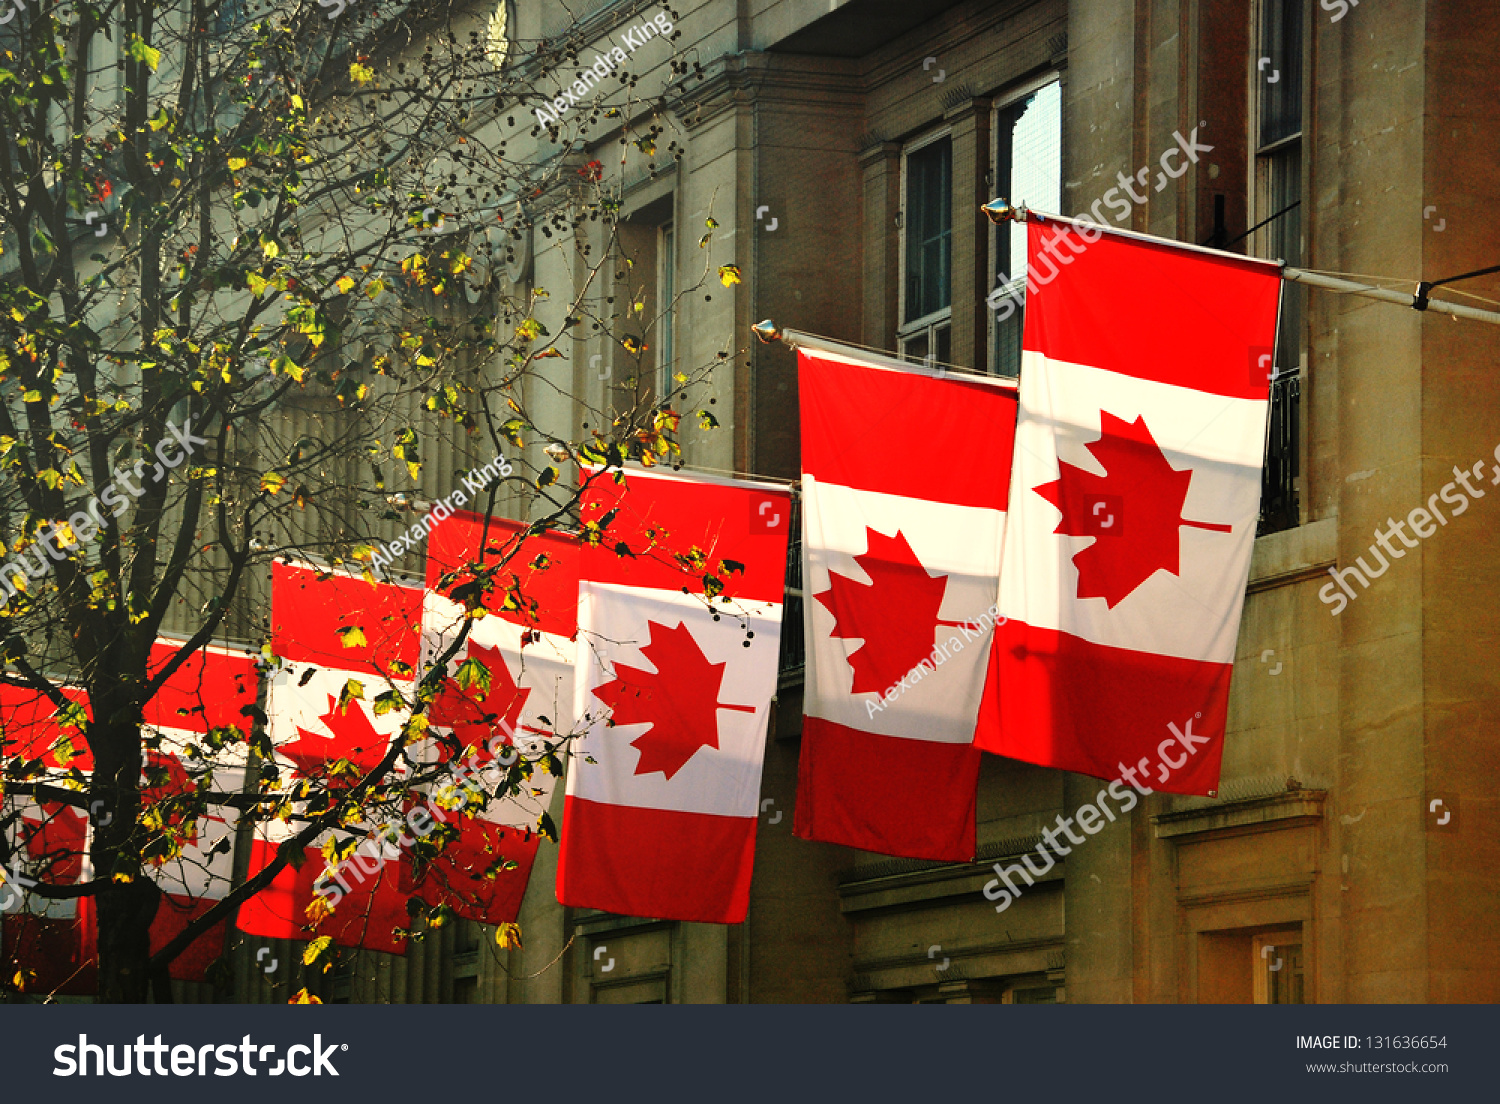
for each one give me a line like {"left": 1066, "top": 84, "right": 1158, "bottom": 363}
{"left": 1023, "top": 221, "right": 1283, "bottom": 401}
{"left": 426, "top": 511, "right": 580, "bottom": 639}
{"left": 402, "top": 815, "right": 541, "bottom": 926}
{"left": 556, "top": 796, "right": 756, "bottom": 924}
{"left": 1, "top": 912, "right": 97, "bottom": 996}
{"left": 974, "top": 620, "right": 1229, "bottom": 796}
{"left": 144, "top": 641, "right": 259, "bottom": 735}
{"left": 798, "top": 349, "right": 1019, "bottom": 510}
{"left": 0, "top": 682, "right": 93, "bottom": 771}
{"left": 272, "top": 560, "right": 422, "bottom": 671}
{"left": 236, "top": 840, "right": 409, "bottom": 955}
{"left": 793, "top": 716, "right": 979, "bottom": 861}
{"left": 577, "top": 470, "right": 792, "bottom": 605}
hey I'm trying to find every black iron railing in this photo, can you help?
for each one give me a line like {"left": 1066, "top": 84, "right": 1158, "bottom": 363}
{"left": 1259, "top": 371, "right": 1300, "bottom": 534}
{"left": 777, "top": 499, "right": 804, "bottom": 683}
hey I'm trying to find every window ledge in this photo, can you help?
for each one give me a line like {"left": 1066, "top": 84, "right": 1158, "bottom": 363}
{"left": 1247, "top": 516, "right": 1335, "bottom": 592}
{"left": 1153, "top": 789, "right": 1325, "bottom": 840}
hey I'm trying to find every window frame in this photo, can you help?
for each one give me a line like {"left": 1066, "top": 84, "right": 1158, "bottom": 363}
{"left": 1250, "top": 0, "right": 1308, "bottom": 535}
{"left": 987, "top": 71, "right": 1063, "bottom": 377}
{"left": 897, "top": 127, "right": 954, "bottom": 364}
{"left": 656, "top": 219, "right": 676, "bottom": 400}
{"left": 1251, "top": 931, "right": 1306, "bottom": 1005}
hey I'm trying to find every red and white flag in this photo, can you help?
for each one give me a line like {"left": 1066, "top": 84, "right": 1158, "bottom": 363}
{"left": 3, "top": 643, "right": 255, "bottom": 990}
{"left": 0, "top": 682, "right": 96, "bottom": 994}
{"left": 138, "top": 638, "right": 259, "bottom": 981}
{"left": 795, "top": 349, "right": 1018, "bottom": 860}
{"left": 236, "top": 560, "right": 422, "bottom": 955}
{"left": 409, "top": 511, "right": 578, "bottom": 925}
{"left": 974, "top": 219, "right": 1282, "bottom": 795}
{"left": 558, "top": 468, "right": 791, "bottom": 924}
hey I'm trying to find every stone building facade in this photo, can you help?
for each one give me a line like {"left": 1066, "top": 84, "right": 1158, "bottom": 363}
{"left": 211, "top": 0, "right": 1498, "bottom": 1004}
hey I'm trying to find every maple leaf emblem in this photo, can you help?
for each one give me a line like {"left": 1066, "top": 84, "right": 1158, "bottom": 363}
{"left": 429, "top": 642, "right": 531, "bottom": 759}
{"left": 591, "top": 620, "right": 755, "bottom": 780}
{"left": 1034, "top": 411, "right": 1233, "bottom": 608}
{"left": 813, "top": 528, "right": 960, "bottom": 695}
{"left": 281, "top": 695, "right": 388, "bottom": 779}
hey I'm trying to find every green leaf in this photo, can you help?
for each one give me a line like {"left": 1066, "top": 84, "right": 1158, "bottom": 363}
{"left": 454, "top": 656, "right": 491, "bottom": 693}
{"left": 338, "top": 678, "right": 365, "bottom": 711}
{"left": 128, "top": 35, "right": 162, "bottom": 72}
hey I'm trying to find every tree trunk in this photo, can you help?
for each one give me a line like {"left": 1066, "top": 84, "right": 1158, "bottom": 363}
{"left": 89, "top": 719, "right": 158, "bottom": 1003}
{"left": 95, "top": 877, "right": 160, "bottom": 1003}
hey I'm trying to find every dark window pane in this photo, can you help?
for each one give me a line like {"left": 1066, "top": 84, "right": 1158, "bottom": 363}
{"left": 905, "top": 137, "right": 952, "bottom": 321}
{"left": 1260, "top": 0, "right": 1304, "bottom": 146}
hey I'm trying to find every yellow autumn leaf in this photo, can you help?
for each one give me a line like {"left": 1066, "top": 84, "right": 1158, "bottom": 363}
{"left": 718, "top": 264, "right": 742, "bottom": 287}
{"left": 495, "top": 922, "right": 523, "bottom": 949}
{"left": 260, "top": 471, "right": 286, "bottom": 494}
{"left": 350, "top": 62, "right": 375, "bottom": 84}
{"left": 335, "top": 275, "right": 356, "bottom": 294}
{"left": 303, "top": 936, "right": 333, "bottom": 965}
{"left": 289, "top": 988, "right": 323, "bottom": 1004}
{"left": 228, "top": 157, "right": 249, "bottom": 171}
{"left": 336, "top": 625, "right": 368, "bottom": 649}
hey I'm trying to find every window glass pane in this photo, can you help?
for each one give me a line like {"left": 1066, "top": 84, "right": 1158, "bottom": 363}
{"left": 993, "top": 80, "right": 1060, "bottom": 376}
{"left": 1260, "top": 0, "right": 1304, "bottom": 146}
{"left": 998, "top": 81, "right": 1062, "bottom": 286}
{"left": 905, "top": 137, "right": 952, "bottom": 321}
{"left": 1268, "top": 145, "right": 1302, "bottom": 375}
{"left": 658, "top": 222, "right": 675, "bottom": 397}
{"left": 901, "top": 331, "right": 930, "bottom": 365}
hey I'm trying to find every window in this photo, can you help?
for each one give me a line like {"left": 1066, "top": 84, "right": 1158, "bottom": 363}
{"left": 1252, "top": 934, "right": 1305, "bottom": 1004}
{"left": 899, "top": 133, "right": 952, "bottom": 365}
{"left": 990, "top": 77, "right": 1062, "bottom": 377}
{"left": 656, "top": 221, "right": 676, "bottom": 400}
{"left": 1254, "top": 0, "right": 1304, "bottom": 533}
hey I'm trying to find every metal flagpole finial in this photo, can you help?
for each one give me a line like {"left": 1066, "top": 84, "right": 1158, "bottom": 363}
{"left": 982, "top": 198, "right": 1022, "bottom": 226}
{"left": 752, "top": 319, "right": 783, "bottom": 344}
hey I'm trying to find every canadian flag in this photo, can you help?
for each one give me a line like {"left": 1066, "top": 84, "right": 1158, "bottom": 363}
{"left": 138, "top": 638, "right": 260, "bottom": 981}
{"left": 409, "top": 511, "right": 578, "bottom": 925}
{"left": 0, "top": 681, "right": 96, "bottom": 995}
{"left": 558, "top": 467, "right": 792, "bottom": 924}
{"left": 1, "top": 641, "right": 255, "bottom": 990}
{"left": 795, "top": 349, "right": 1019, "bottom": 861}
{"left": 974, "top": 219, "right": 1282, "bottom": 795}
{"left": 236, "top": 560, "right": 422, "bottom": 955}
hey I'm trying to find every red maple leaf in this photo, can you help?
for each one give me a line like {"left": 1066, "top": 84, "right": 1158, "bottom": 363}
{"left": 1034, "top": 410, "right": 1233, "bottom": 608}
{"left": 591, "top": 620, "right": 754, "bottom": 780}
{"left": 429, "top": 642, "right": 531, "bottom": 759}
{"left": 812, "top": 528, "right": 959, "bottom": 695}
{"left": 282, "top": 695, "right": 387, "bottom": 779}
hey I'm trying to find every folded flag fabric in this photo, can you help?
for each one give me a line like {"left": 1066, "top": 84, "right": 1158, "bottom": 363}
{"left": 795, "top": 348, "right": 1018, "bottom": 861}
{"left": 236, "top": 560, "right": 422, "bottom": 955}
{"left": 0, "top": 681, "right": 96, "bottom": 995}
{"left": 409, "top": 511, "right": 578, "bottom": 925}
{"left": 974, "top": 218, "right": 1282, "bottom": 796}
{"left": 138, "top": 638, "right": 259, "bottom": 980}
{"left": 558, "top": 467, "right": 792, "bottom": 924}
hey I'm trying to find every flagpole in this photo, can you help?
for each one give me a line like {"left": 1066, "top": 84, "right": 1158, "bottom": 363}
{"left": 751, "top": 320, "right": 1019, "bottom": 389}
{"left": 982, "top": 199, "right": 1500, "bottom": 327}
